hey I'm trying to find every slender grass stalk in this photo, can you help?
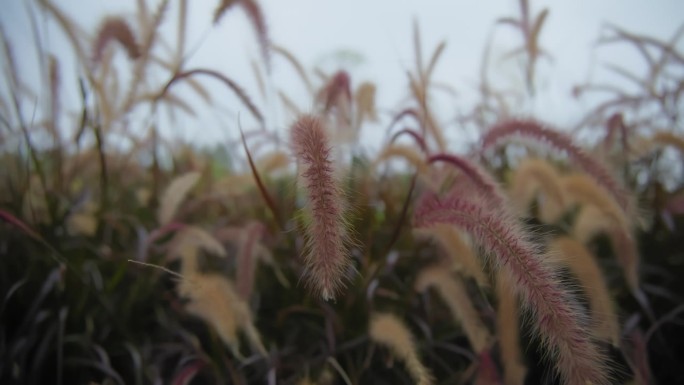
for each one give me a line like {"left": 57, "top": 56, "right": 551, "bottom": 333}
{"left": 561, "top": 173, "right": 631, "bottom": 231}
{"left": 373, "top": 144, "right": 430, "bottom": 177}
{"left": 93, "top": 123, "right": 109, "bottom": 233}
{"left": 241, "top": 128, "right": 284, "bottom": 229}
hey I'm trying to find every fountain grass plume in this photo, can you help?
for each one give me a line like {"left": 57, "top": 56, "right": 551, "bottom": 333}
{"left": 509, "top": 157, "right": 565, "bottom": 223}
{"left": 373, "top": 144, "right": 430, "bottom": 178}
{"left": 415, "top": 265, "right": 492, "bottom": 352}
{"left": 482, "top": 119, "right": 631, "bottom": 213}
{"left": 549, "top": 236, "right": 620, "bottom": 346}
{"left": 290, "top": 115, "right": 352, "bottom": 301}
{"left": 158, "top": 171, "right": 201, "bottom": 225}
{"left": 496, "top": 271, "right": 527, "bottom": 385}
{"left": 414, "top": 191, "right": 610, "bottom": 385}
{"left": 369, "top": 312, "right": 434, "bottom": 385}
{"left": 178, "top": 274, "right": 267, "bottom": 359}
{"left": 562, "top": 173, "right": 640, "bottom": 289}
{"left": 159, "top": 69, "right": 264, "bottom": 126}
{"left": 389, "top": 127, "right": 428, "bottom": 154}
{"left": 214, "top": 0, "right": 270, "bottom": 70}
{"left": 413, "top": 224, "right": 490, "bottom": 288}
{"left": 429, "top": 152, "right": 509, "bottom": 210}
{"left": 319, "top": 70, "right": 352, "bottom": 114}
{"left": 560, "top": 173, "right": 632, "bottom": 231}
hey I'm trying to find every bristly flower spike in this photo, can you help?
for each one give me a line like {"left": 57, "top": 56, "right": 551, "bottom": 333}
{"left": 414, "top": 192, "right": 610, "bottom": 385}
{"left": 92, "top": 17, "right": 140, "bottom": 63}
{"left": 214, "top": 0, "right": 271, "bottom": 70}
{"left": 369, "top": 313, "right": 434, "bottom": 385}
{"left": 482, "top": 119, "right": 632, "bottom": 213}
{"left": 290, "top": 115, "right": 352, "bottom": 301}
{"left": 428, "top": 153, "right": 508, "bottom": 209}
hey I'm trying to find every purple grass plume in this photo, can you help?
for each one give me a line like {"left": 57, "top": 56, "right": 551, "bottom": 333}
{"left": 92, "top": 17, "right": 140, "bottom": 63}
{"left": 414, "top": 191, "right": 610, "bottom": 385}
{"left": 482, "top": 119, "right": 631, "bottom": 212}
{"left": 290, "top": 115, "right": 352, "bottom": 301}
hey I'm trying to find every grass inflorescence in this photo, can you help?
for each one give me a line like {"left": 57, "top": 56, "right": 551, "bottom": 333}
{"left": 1, "top": 0, "right": 684, "bottom": 384}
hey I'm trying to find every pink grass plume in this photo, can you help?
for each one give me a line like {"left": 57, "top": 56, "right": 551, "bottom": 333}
{"left": 414, "top": 191, "right": 610, "bottom": 385}
{"left": 290, "top": 115, "right": 352, "bottom": 301}
{"left": 482, "top": 119, "right": 631, "bottom": 212}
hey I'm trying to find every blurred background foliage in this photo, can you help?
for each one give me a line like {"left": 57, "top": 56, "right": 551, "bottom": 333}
{"left": 1, "top": 0, "right": 684, "bottom": 384}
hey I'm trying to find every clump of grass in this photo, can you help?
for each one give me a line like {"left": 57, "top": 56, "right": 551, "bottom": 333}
{"left": 4, "top": 1, "right": 684, "bottom": 384}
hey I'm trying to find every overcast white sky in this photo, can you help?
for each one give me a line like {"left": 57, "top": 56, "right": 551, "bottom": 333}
{"left": 1, "top": 0, "right": 683, "bottom": 150}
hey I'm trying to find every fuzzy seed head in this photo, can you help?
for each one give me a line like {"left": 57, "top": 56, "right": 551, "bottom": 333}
{"left": 414, "top": 191, "right": 610, "bottom": 385}
{"left": 158, "top": 171, "right": 201, "bottom": 225}
{"left": 92, "top": 17, "right": 140, "bottom": 63}
{"left": 415, "top": 265, "right": 492, "bottom": 352}
{"left": 291, "top": 115, "right": 351, "bottom": 300}
{"left": 496, "top": 272, "right": 527, "bottom": 385}
{"left": 369, "top": 313, "right": 434, "bottom": 385}
{"left": 509, "top": 157, "right": 565, "bottom": 223}
{"left": 549, "top": 236, "right": 620, "bottom": 345}
{"left": 178, "top": 274, "right": 266, "bottom": 358}
{"left": 483, "top": 119, "right": 631, "bottom": 212}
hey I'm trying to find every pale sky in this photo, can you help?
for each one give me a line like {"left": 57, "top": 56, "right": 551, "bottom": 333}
{"left": 1, "top": 0, "right": 683, "bottom": 151}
